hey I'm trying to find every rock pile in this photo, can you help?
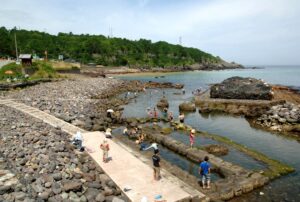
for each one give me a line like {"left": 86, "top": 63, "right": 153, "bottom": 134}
{"left": 255, "top": 102, "right": 300, "bottom": 133}
{"left": 0, "top": 106, "right": 126, "bottom": 202}
{"left": 210, "top": 77, "right": 273, "bottom": 100}
{"left": 2, "top": 78, "right": 141, "bottom": 131}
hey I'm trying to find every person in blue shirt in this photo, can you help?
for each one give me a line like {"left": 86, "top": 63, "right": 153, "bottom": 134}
{"left": 199, "top": 156, "right": 211, "bottom": 189}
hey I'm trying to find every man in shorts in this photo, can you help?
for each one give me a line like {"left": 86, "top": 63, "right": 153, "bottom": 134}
{"left": 199, "top": 156, "right": 211, "bottom": 189}
{"left": 152, "top": 149, "right": 161, "bottom": 180}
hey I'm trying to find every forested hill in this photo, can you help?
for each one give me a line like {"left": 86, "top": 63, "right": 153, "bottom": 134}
{"left": 0, "top": 27, "right": 228, "bottom": 68}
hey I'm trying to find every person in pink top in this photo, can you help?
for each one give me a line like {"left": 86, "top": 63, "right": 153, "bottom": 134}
{"left": 190, "top": 129, "right": 196, "bottom": 148}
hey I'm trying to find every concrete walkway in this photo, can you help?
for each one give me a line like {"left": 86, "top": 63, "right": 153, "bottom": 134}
{"left": 0, "top": 99, "right": 206, "bottom": 202}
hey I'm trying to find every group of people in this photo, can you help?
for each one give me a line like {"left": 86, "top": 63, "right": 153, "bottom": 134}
{"left": 146, "top": 107, "right": 184, "bottom": 124}
{"left": 72, "top": 129, "right": 210, "bottom": 187}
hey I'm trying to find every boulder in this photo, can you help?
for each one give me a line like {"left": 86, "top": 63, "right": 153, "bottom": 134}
{"left": 179, "top": 102, "right": 196, "bottom": 112}
{"left": 204, "top": 144, "right": 229, "bottom": 156}
{"left": 157, "top": 97, "right": 169, "bottom": 108}
{"left": 210, "top": 77, "right": 273, "bottom": 100}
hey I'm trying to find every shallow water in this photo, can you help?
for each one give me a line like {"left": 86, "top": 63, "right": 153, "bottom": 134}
{"left": 117, "top": 66, "right": 300, "bottom": 201}
{"left": 112, "top": 127, "right": 220, "bottom": 181}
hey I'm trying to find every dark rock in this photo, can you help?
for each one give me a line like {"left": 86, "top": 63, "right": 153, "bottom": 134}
{"left": 210, "top": 77, "right": 272, "bottom": 100}
{"left": 157, "top": 97, "right": 169, "bottom": 108}
{"left": 204, "top": 144, "right": 229, "bottom": 156}
{"left": 179, "top": 102, "right": 196, "bottom": 112}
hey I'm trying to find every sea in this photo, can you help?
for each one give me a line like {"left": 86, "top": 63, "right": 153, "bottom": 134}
{"left": 116, "top": 65, "right": 300, "bottom": 202}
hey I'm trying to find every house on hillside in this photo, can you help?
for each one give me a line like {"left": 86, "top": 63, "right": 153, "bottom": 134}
{"left": 19, "top": 54, "right": 32, "bottom": 66}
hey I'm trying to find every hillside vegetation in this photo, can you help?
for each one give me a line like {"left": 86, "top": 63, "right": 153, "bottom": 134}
{"left": 0, "top": 27, "right": 222, "bottom": 68}
{"left": 0, "top": 61, "right": 57, "bottom": 81}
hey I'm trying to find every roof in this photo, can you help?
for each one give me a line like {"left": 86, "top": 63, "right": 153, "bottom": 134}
{"left": 19, "top": 54, "right": 32, "bottom": 59}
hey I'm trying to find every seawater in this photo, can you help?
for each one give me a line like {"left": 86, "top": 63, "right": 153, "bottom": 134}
{"left": 117, "top": 66, "right": 300, "bottom": 201}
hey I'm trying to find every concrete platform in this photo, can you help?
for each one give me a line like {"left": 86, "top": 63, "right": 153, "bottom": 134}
{"left": 83, "top": 132, "right": 198, "bottom": 201}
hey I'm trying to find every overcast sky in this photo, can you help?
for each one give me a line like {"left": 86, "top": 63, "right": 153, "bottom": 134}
{"left": 1, "top": 0, "right": 300, "bottom": 65}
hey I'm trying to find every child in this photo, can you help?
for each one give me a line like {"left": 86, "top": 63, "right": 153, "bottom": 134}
{"left": 199, "top": 156, "right": 211, "bottom": 189}
{"left": 100, "top": 139, "right": 110, "bottom": 163}
{"left": 190, "top": 129, "right": 195, "bottom": 148}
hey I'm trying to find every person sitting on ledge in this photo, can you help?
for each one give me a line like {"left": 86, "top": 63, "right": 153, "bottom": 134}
{"left": 72, "top": 131, "right": 84, "bottom": 151}
{"left": 106, "top": 109, "right": 114, "bottom": 118}
{"left": 123, "top": 127, "right": 129, "bottom": 136}
{"left": 105, "top": 128, "right": 112, "bottom": 138}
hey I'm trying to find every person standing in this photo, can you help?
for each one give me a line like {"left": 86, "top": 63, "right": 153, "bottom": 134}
{"left": 178, "top": 113, "right": 185, "bottom": 123}
{"left": 168, "top": 111, "right": 174, "bottom": 122}
{"left": 100, "top": 139, "right": 110, "bottom": 163}
{"left": 163, "top": 107, "right": 168, "bottom": 119}
{"left": 199, "top": 156, "right": 211, "bottom": 189}
{"left": 190, "top": 129, "right": 195, "bottom": 147}
{"left": 153, "top": 107, "right": 158, "bottom": 119}
{"left": 152, "top": 150, "right": 161, "bottom": 180}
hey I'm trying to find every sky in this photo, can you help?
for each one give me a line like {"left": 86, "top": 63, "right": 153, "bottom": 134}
{"left": 1, "top": 0, "right": 300, "bottom": 65}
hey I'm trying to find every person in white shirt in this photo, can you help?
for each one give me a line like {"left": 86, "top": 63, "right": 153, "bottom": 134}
{"left": 143, "top": 142, "right": 158, "bottom": 152}
{"left": 72, "top": 131, "right": 83, "bottom": 150}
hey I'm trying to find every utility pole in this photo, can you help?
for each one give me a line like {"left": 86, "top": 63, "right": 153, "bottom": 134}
{"left": 109, "top": 26, "right": 113, "bottom": 38}
{"left": 14, "top": 33, "right": 19, "bottom": 62}
{"left": 179, "top": 36, "right": 182, "bottom": 46}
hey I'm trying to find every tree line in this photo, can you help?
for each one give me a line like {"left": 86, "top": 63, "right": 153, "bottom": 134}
{"left": 0, "top": 27, "right": 221, "bottom": 68}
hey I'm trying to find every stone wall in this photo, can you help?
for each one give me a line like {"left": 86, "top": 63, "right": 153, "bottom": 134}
{"left": 195, "top": 97, "right": 284, "bottom": 117}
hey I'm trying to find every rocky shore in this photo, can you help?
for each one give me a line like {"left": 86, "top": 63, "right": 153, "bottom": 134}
{"left": 0, "top": 78, "right": 141, "bottom": 132}
{"left": 253, "top": 102, "right": 300, "bottom": 135}
{"left": 196, "top": 77, "right": 300, "bottom": 137}
{"left": 0, "top": 106, "right": 126, "bottom": 202}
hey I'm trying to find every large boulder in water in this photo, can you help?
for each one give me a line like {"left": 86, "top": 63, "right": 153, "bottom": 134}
{"left": 204, "top": 144, "right": 229, "bottom": 156}
{"left": 179, "top": 102, "right": 196, "bottom": 112}
{"left": 210, "top": 77, "right": 273, "bottom": 100}
{"left": 157, "top": 97, "right": 169, "bottom": 108}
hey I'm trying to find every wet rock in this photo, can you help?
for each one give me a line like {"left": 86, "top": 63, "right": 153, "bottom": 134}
{"left": 179, "top": 102, "right": 196, "bottom": 112}
{"left": 157, "top": 97, "right": 169, "bottom": 108}
{"left": 204, "top": 144, "right": 229, "bottom": 156}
